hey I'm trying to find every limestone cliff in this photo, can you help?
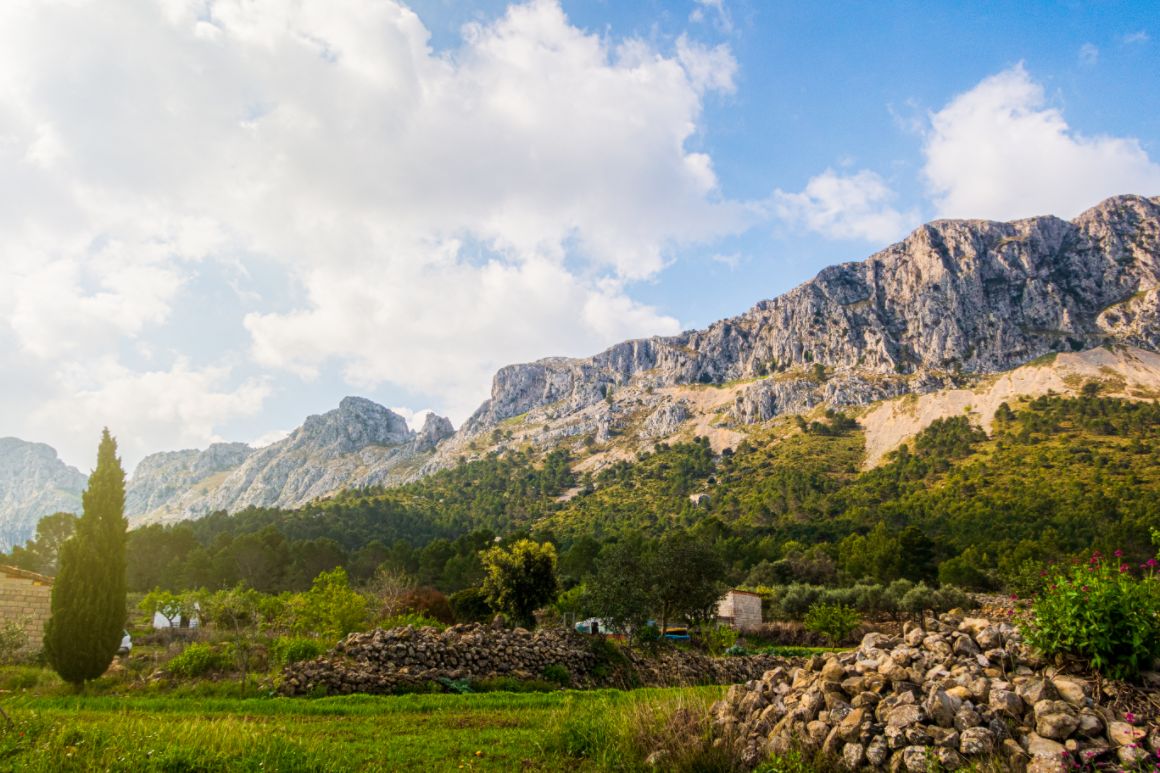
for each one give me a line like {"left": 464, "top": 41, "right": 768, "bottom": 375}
{"left": 427, "top": 194, "right": 1160, "bottom": 470}
{"left": 0, "top": 438, "right": 86, "bottom": 550}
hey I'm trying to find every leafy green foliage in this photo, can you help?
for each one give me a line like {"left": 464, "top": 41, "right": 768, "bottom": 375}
{"left": 43, "top": 430, "right": 128, "bottom": 685}
{"left": 283, "top": 567, "right": 368, "bottom": 639}
{"left": 802, "top": 602, "right": 861, "bottom": 645}
{"left": 480, "top": 540, "right": 559, "bottom": 628}
{"left": 269, "top": 637, "right": 327, "bottom": 666}
{"left": 167, "top": 643, "right": 231, "bottom": 678}
{"left": 1022, "top": 552, "right": 1160, "bottom": 680}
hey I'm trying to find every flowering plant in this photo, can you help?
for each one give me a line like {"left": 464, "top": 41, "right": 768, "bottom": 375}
{"left": 1021, "top": 551, "right": 1160, "bottom": 680}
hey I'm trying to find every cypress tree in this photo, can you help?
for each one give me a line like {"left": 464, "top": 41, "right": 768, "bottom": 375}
{"left": 43, "top": 429, "right": 128, "bottom": 685}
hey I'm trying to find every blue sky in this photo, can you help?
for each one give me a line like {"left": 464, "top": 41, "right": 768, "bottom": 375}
{"left": 0, "top": 0, "right": 1156, "bottom": 469}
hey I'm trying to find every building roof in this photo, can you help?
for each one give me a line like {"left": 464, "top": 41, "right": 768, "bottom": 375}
{"left": 726, "top": 588, "right": 761, "bottom": 598}
{"left": 0, "top": 564, "right": 54, "bottom": 585}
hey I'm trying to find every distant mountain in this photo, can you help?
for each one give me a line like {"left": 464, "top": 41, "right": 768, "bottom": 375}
{"left": 126, "top": 397, "right": 454, "bottom": 524}
{"left": 0, "top": 438, "right": 86, "bottom": 550}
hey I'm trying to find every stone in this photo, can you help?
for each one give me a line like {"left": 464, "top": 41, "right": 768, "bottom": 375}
{"left": 990, "top": 688, "right": 1025, "bottom": 717}
{"left": 1025, "top": 732, "right": 1066, "bottom": 758}
{"left": 821, "top": 658, "right": 847, "bottom": 682}
{"left": 1075, "top": 709, "right": 1103, "bottom": 738}
{"left": 960, "top": 726, "right": 996, "bottom": 755}
{"left": 841, "top": 742, "right": 866, "bottom": 770}
{"left": 886, "top": 704, "right": 923, "bottom": 728}
{"left": 1050, "top": 677, "right": 1087, "bottom": 707}
{"left": 866, "top": 735, "right": 890, "bottom": 766}
{"left": 1108, "top": 720, "right": 1146, "bottom": 747}
{"left": 1034, "top": 700, "right": 1079, "bottom": 740}
{"left": 926, "top": 689, "right": 962, "bottom": 728}
{"left": 1016, "top": 678, "right": 1058, "bottom": 706}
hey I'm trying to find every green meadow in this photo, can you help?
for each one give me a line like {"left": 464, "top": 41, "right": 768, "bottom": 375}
{"left": 0, "top": 685, "right": 732, "bottom": 772}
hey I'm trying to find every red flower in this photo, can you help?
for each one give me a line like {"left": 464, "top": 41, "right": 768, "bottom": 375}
{"left": 1114, "top": 549, "right": 1124, "bottom": 557}
{"left": 1120, "top": 563, "right": 1130, "bottom": 573}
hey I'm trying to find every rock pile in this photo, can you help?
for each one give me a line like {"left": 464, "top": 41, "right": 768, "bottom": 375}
{"left": 281, "top": 622, "right": 787, "bottom": 696}
{"left": 711, "top": 613, "right": 1156, "bottom": 771}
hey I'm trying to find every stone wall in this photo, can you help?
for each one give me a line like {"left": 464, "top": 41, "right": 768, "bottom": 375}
{"left": 0, "top": 567, "right": 52, "bottom": 653}
{"left": 280, "top": 621, "right": 792, "bottom": 696}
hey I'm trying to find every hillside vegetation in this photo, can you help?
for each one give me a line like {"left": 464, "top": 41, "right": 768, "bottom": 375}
{"left": 6, "top": 395, "right": 1158, "bottom": 594}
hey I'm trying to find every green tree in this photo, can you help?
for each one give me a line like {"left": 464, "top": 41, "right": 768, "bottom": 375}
{"left": 43, "top": 430, "right": 128, "bottom": 685}
{"left": 584, "top": 537, "right": 656, "bottom": 639}
{"left": 480, "top": 539, "right": 559, "bottom": 628}
{"left": 653, "top": 531, "right": 725, "bottom": 632}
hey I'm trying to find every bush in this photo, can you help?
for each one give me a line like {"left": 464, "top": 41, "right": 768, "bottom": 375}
{"left": 377, "top": 612, "right": 447, "bottom": 631}
{"left": 698, "top": 624, "right": 738, "bottom": 656}
{"left": 1022, "top": 552, "right": 1160, "bottom": 680}
{"left": 167, "top": 643, "right": 232, "bottom": 678}
{"left": 269, "top": 637, "right": 327, "bottom": 667}
{"left": 0, "top": 618, "right": 30, "bottom": 664}
{"left": 802, "top": 603, "right": 860, "bottom": 645}
{"left": 541, "top": 664, "right": 571, "bottom": 686}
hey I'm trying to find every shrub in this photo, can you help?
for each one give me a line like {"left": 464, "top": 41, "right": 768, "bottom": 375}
{"left": 377, "top": 612, "right": 447, "bottom": 631}
{"left": 698, "top": 624, "right": 738, "bottom": 656}
{"left": 269, "top": 637, "right": 327, "bottom": 667}
{"left": 1022, "top": 551, "right": 1160, "bottom": 680}
{"left": 541, "top": 664, "right": 571, "bottom": 686}
{"left": 803, "top": 602, "right": 860, "bottom": 645}
{"left": 0, "top": 618, "right": 30, "bottom": 664}
{"left": 167, "top": 643, "right": 231, "bottom": 678}
{"left": 449, "top": 587, "right": 493, "bottom": 623}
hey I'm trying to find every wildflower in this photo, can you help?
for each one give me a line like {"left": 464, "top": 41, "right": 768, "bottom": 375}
{"left": 1115, "top": 549, "right": 1124, "bottom": 557}
{"left": 1121, "top": 563, "right": 1130, "bottom": 573}
{"left": 1010, "top": 594, "right": 1018, "bottom": 600}
{"left": 1126, "top": 711, "right": 1136, "bottom": 724}
{"left": 1148, "top": 558, "right": 1158, "bottom": 568}
{"left": 1092, "top": 550, "right": 1102, "bottom": 558}
{"left": 1081, "top": 586, "right": 1089, "bottom": 592}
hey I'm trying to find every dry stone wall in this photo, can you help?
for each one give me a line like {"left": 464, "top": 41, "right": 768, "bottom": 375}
{"left": 280, "top": 621, "right": 790, "bottom": 696}
{"left": 712, "top": 612, "right": 1158, "bottom": 771}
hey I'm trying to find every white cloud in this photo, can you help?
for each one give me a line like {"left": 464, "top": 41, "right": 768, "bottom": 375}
{"left": 28, "top": 359, "right": 270, "bottom": 469}
{"left": 1122, "top": 30, "right": 1150, "bottom": 45}
{"left": 773, "top": 169, "right": 918, "bottom": 242}
{"left": 689, "top": 0, "right": 734, "bottom": 34}
{"left": 922, "top": 63, "right": 1160, "bottom": 220}
{"left": 1079, "top": 43, "right": 1099, "bottom": 66}
{"left": 0, "top": 0, "right": 751, "bottom": 458}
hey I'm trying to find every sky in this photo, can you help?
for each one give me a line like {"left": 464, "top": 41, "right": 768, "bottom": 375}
{"left": 1, "top": 0, "right": 1158, "bottom": 472}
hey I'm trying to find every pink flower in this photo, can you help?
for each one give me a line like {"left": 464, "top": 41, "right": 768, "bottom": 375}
{"left": 1121, "top": 563, "right": 1130, "bottom": 573}
{"left": 1114, "top": 549, "right": 1124, "bottom": 557}
{"left": 1081, "top": 585, "right": 1089, "bottom": 592}
{"left": 1010, "top": 594, "right": 1018, "bottom": 600}
{"left": 1126, "top": 711, "right": 1136, "bottom": 723}
{"left": 1148, "top": 558, "right": 1158, "bottom": 568}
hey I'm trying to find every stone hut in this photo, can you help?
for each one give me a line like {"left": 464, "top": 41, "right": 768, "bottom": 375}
{"left": 717, "top": 588, "right": 762, "bottom": 631}
{"left": 0, "top": 564, "right": 53, "bottom": 653}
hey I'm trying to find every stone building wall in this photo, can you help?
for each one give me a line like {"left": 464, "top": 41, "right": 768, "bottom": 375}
{"left": 717, "top": 590, "right": 763, "bottom": 631}
{"left": 0, "top": 566, "right": 53, "bottom": 654}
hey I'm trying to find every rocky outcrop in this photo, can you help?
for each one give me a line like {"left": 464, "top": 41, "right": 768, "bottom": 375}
{"left": 127, "top": 397, "right": 455, "bottom": 523}
{"left": 125, "top": 443, "right": 253, "bottom": 520}
{"left": 0, "top": 438, "right": 86, "bottom": 550}
{"left": 712, "top": 613, "right": 1157, "bottom": 770}
{"left": 448, "top": 195, "right": 1160, "bottom": 454}
{"left": 280, "top": 622, "right": 789, "bottom": 696}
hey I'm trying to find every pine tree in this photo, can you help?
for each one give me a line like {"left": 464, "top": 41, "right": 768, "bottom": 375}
{"left": 43, "top": 429, "right": 128, "bottom": 685}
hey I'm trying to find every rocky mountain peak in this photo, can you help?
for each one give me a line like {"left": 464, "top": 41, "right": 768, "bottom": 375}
{"left": 0, "top": 437, "right": 87, "bottom": 550}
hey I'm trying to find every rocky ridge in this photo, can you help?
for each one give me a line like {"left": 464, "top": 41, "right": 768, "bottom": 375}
{"left": 712, "top": 613, "right": 1156, "bottom": 771}
{"left": 0, "top": 438, "right": 87, "bottom": 551}
{"left": 425, "top": 194, "right": 1160, "bottom": 472}
{"left": 127, "top": 398, "right": 454, "bottom": 523}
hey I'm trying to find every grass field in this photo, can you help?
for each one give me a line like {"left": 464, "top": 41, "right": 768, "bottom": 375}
{"left": 0, "top": 685, "right": 732, "bottom": 772}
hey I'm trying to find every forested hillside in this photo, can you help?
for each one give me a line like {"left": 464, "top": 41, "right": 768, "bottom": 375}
{"left": 5, "top": 394, "right": 1157, "bottom": 596}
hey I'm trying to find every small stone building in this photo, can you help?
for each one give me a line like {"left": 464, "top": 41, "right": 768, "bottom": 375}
{"left": 717, "top": 589, "right": 762, "bottom": 631}
{"left": 0, "top": 564, "right": 53, "bottom": 653}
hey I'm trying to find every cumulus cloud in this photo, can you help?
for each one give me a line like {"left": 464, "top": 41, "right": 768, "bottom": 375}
{"left": 773, "top": 169, "right": 919, "bottom": 242}
{"left": 27, "top": 360, "right": 271, "bottom": 469}
{"left": 922, "top": 64, "right": 1160, "bottom": 220}
{"left": 0, "top": 0, "right": 748, "bottom": 462}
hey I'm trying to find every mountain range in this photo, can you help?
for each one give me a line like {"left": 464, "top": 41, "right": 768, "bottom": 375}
{"left": 1, "top": 193, "right": 1157, "bottom": 548}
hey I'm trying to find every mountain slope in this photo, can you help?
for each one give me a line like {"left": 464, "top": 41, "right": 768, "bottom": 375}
{"left": 127, "top": 397, "right": 455, "bottom": 524}
{"left": 427, "top": 194, "right": 1160, "bottom": 471}
{"left": 0, "top": 438, "right": 87, "bottom": 550}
